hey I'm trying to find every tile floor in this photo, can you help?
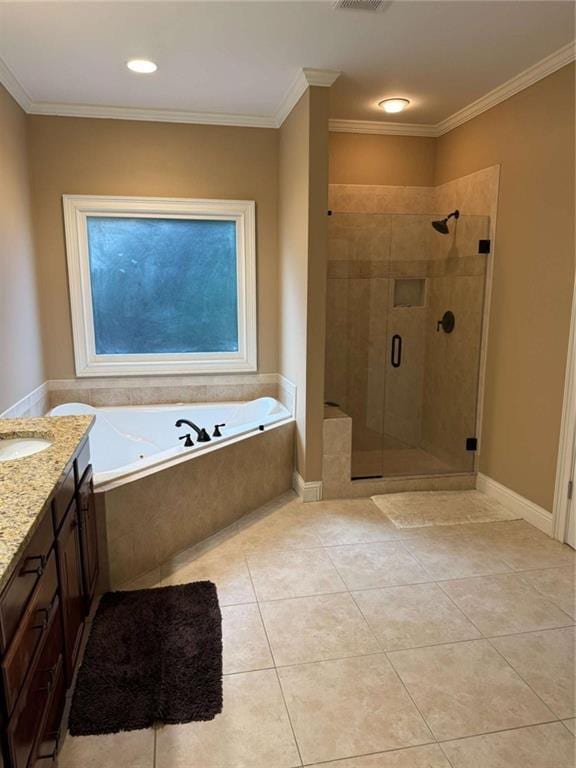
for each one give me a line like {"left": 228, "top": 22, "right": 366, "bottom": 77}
{"left": 58, "top": 493, "right": 576, "bottom": 768}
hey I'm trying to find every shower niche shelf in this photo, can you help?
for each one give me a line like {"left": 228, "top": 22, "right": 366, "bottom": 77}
{"left": 393, "top": 278, "right": 426, "bottom": 308}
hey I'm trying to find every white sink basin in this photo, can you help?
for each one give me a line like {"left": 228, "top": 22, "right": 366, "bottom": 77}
{"left": 0, "top": 438, "right": 52, "bottom": 462}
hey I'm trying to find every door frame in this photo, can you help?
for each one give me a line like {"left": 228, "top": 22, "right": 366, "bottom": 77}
{"left": 553, "top": 275, "right": 576, "bottom": 543}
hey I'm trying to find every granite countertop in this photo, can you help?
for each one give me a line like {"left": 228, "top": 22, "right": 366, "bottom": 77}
{"left": 0, "top": 415, "right": 94, "bottom": 591}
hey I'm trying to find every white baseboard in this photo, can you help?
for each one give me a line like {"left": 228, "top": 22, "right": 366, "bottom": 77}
{"left": 293, "top": 471, "right": 323, "bottom": 503}
{"left": 476, "top": 473, "right": 553, "bottom": 536}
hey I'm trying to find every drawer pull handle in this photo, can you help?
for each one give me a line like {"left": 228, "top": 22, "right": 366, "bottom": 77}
{"left": 36, "top": 732, "right": 60, "bottom": 761}
{"left": 31, "top": 607, "right": 50, "bottom": 632}
{"left": 35, "top": 663, "right": 58, "bottom": 694}
{"left": 20, "top": 555, "right": 46, "bottom": 577}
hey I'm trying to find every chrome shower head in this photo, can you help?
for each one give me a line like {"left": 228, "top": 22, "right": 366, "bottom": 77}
{"left": 432, "top": 209, "right": 460, "bottom": 235}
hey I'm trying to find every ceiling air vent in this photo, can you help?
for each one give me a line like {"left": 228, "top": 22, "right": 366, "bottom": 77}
{"left": 334, "top": 0, "right": 389, "bottom": 11}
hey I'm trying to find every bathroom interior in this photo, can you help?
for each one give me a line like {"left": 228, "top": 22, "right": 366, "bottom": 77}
{"left": 0, "top": 2, "right": 575, "bottom": 767}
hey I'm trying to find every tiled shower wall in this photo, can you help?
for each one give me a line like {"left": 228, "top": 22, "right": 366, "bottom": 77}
{"left": 326, "top": 166, "right": 498, "bottom": 476}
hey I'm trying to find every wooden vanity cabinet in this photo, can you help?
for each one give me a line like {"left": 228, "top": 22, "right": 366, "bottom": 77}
{"left": 0, "top": 437, "right": 99, "bottom": 768}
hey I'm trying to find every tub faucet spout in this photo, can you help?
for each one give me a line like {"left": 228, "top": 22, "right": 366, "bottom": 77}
{"left": 175, "top": 419, "right": 211, "bottom": 442}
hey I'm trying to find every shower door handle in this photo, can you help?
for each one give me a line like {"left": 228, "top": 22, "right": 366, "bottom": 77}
{"left": 391, "top": 334, "right": 402, "bottom": 368}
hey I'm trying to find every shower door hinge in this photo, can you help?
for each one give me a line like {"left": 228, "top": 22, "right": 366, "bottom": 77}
{"left": 568, "top": 480, "right": 574, "bottom": 500}
{"left": 466, "top": 437, "right": 478, "bottom": 452}
{"left": 478, "top": 239, "right": 491, "bottom": 254}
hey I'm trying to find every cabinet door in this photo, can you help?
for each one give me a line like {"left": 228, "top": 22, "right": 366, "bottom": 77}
{"left": 5, "top": 605, "right": 63, "bottom": 768}
{"left": 56, "top": 502, "right": 85, "bottom": 683}
{"left": 77, "top": 466, "right": 98, "bottom": 608}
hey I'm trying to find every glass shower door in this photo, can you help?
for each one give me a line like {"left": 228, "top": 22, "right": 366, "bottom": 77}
{"left": 325, "top": 210, "right": 490, "bottom": 480}
{"left": 325, "top": 213, "right": 391, "bottom": 478}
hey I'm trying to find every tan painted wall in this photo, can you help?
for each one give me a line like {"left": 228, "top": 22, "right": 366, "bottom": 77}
{"left": 27, "top": 116, "right": 279, "bottom": 379}
{"left": 435, "top": 63, "right": 575, "bottom": 511}
{"left": 278, "top": 87, "right": 330, "bottom": 481}
{"left": 305, "top": 87, "right": 330, "bottom": 481}
{"left": 329, "top": 133, "right": 436, "bottom": 187}
{"left": 0, "top": 84, "right": 44, "bottom": 412}
{"left": 279, "top": 92, "right": 311, "bottom": 476}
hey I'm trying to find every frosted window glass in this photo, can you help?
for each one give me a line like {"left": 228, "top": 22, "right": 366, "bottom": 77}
{"left": 86, "top": 217, "right": 239, "bottom": 355}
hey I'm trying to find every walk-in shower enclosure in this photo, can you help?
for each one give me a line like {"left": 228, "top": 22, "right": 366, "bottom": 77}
{"left": 325, "top": 194, "right": 491, "bottom": 481}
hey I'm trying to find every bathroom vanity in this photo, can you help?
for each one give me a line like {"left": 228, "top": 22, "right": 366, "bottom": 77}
{"left": 0, "top": 417, "right": 97, "bottom": 768}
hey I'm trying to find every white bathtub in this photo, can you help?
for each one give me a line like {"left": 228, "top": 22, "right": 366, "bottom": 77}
{"left": 50, "top": 397, "right": 292, "bottom": 489}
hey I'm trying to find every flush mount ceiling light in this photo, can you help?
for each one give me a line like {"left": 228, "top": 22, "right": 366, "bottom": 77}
{"left": 126, "top": 59, "right": 158, "bottom": 74}
{"left": 378, "top": 98, "right": 410, "bottom": 114}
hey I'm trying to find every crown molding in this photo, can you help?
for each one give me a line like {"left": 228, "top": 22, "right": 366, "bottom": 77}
{"left": 0, "top": 41, "right": 572, "bottom": 133}
{"left": 435, "top": 40, "right": 576, "bottom": 136}
{"left": 27, "top": 100, "right": 277, "bottom": 128}
{"left": 20, "top": 66, "right": 340, "bottom": 129}
{"left": 330, "top": 40, "right": 575, "bottom": 138}
{"left": 275, "top": 67, "right": 340, "bottom": 127}
{"left": 329, "top": 118, "right": 437, "bottom": 137}
{"left": 0, "top": 54, "right": 32, "bottom": 112}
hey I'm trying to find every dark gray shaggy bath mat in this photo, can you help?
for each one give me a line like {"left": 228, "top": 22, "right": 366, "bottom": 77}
{"left": 68, "top": 582, "right": 222, "bottom": 735}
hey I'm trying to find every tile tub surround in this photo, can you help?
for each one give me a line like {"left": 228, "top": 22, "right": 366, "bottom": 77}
{"left": 47, "top": 373, "right": 294, "bottom": 411}
{"left": 0, "top": 382, "right": 49, "bottom": 419}
{"left": 0, "top": 414, "right": 93, "bottom": 589}
{"left": 60, "top": 493, "right": 575, "bottom": 768}
{"left": 100, "top": 421, "right": 294, "bottom": 587}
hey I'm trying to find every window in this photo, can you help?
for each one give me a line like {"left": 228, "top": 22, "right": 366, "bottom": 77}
{"left": 63, "top": 196, "right": 257, "bottom": 375}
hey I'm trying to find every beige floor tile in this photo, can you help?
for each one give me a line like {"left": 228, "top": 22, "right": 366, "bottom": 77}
{"left": 491, "top": 627, "right": 576, "bottom": 718}
{"left": 458, "top": 520, "right": 548, "bottom": 544}
{"left": 404, "top": 537, "right": 512, "bottom": 579}
{"left": 442, "top": 721, "right": 575, "bottom": 768}
{"left": 222, "top": 603, "right": 274, "bottom": 674}
{"left": 308, "top": 744, "right": 451, "bottom": 767}
{"left": 441, "top": 573, "right": 573, "bottom": 635}
{"left": 326, "top": 542, "right": 430, "bottom": 590}
{"left": 247, "top": 548, "right": 346, "bottom": 601}
{"left": 260, "top": 593, "right": 380, "bottom": 666}
{"left": 155, "top": 669, "right": 300, "bottom": 768}
{"left": 563, "top": 717, "right": 576, "bottom": 734}
{"left": 161, "top": 550, "right": 256, "bottom": 606}
{"left": 388, "top": 639, "right": 555, "bottom": 740}
{"left": 519, "top": 566, "right": 576, "bottom": 618}
{"left": 232, "top": 506, "right": 322, "bottom": 553}
{"left": 491, "top": 535, "right": 576, "bottom": 571}
{"left": 352, "top": 583, "right": 481, "bottom": 650}
{"left": 305, "top": 499, "right": 407, "bottom": 545}
{"left": 59, "top": 729, "right": 154, "bottom": 768}
{"left": 278, "top": 654, "right": 433, "bottom": 764}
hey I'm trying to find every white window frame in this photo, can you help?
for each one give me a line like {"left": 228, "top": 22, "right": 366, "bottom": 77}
{"left": 63, "top": 195, "right": 257, "bottom": 377}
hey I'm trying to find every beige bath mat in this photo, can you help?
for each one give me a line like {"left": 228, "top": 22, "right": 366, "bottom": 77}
{"left": 371, "top": 491, "right": 520, "bottom": 528}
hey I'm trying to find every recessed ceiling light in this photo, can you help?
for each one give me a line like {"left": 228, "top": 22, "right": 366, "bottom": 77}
{"left": 378, "top": 98, "right": 410, "bottom": 114}
{"left": 127, "top": 59, "right": 158, "bottom": 74}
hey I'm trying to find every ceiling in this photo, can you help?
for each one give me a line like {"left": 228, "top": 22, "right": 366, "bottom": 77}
{"left": 0, "top": 0, "right": 574, "bottom": 129}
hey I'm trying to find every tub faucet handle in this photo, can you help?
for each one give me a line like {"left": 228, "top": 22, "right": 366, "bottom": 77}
{"left": 179, "top": 434, "right": 194, "bottom": 448}
{"left": 213, "top": 423, "right": 226, "bottom": 437}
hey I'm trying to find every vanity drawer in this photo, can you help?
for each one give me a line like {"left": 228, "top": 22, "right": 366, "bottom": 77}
{"left": 51, "top": 464, "right": 75, "bottom": 534}
{"left": 6, "top": 603, "right": 62, "bottom": 768}
{"left": 0, "top": 514, "right": 53, "bottom": 653}
{"left": 1, "top": 553, "right": 58, "bottom": 715}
